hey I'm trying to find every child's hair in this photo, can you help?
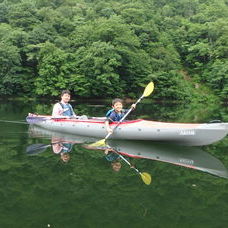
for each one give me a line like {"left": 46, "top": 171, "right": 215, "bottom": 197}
{"left": 112, "top": 98, "right": 123, "bottom": 106}
{"left": 61, "top": 90, "right": 71, "bottom": 97}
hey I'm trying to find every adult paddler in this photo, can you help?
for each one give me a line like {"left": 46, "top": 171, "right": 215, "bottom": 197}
{"left": 52, "top": 90, "right": 77, "bottom": 118}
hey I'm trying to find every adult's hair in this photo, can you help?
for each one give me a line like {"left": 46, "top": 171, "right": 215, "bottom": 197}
{"left": 61, "top": 90, "right": 71, "bottom": 97}
{"left": 112, "top": 98, "right": 123, "bottom": 106}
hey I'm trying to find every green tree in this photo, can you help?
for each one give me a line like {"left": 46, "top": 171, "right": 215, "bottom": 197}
{"left": 70, "top": 41, "right": 122, "bottom": 97}
{"left": 7, "top": 1, "right": 39, "bottom": 31}
{"left": 203, "top": 59, "right": 228, "bottom": 100}
{"left": 0, "top": 41, "right": 21, "bottom": 95}
{"left": 70, "top": 16, "right": 152, "bottom": 96}
{"left": 35, "top": 42, "right": 73, "bottom": 96}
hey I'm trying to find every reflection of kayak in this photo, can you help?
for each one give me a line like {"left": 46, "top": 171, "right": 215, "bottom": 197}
{"left": 29, "top": 125, "right": 228, "bottom": 178}
{"left": 28, "top": 125, "right": 97, "bottom": 143}
{"left": 26, "top": 114, "right": 228, "bottom": 146}
{"left": 108, "top": 140, "right": 228, "bottom": 179}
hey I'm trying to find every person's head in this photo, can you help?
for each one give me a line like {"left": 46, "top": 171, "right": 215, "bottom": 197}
{"left": 52, "top": 143, "right": 63, "bottom": 154}
{"left": 112, "top": 98, "right": 123, "bottom": 113}
{"left": 111, "top": 161, "right": 122, "bottom": 172}
{"left": 60, "top": 153, "right": 70, "bottom": 163}
{"left": 61, "top": 90, "right": 71, "bottom": 103}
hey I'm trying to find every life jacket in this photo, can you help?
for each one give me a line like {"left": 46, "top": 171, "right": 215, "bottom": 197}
{"left": 105, "top": 109, "right": 114, "bottom": 117}
{"left": 61, "top": 143, "right": 73, "bottom": 153}
{"left": 59, "top": 102, "right": 74, "bottom": 116}
{"left": 106, "top": 109, "right": 126, "bottom": 122}
{"left": 105, "top": 152, "right": 120, "bottom": 162}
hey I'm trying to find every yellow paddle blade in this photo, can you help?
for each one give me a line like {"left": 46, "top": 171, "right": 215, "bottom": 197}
{"left": 140, "top": 172, "right": 152, "bottom": 185}
{"left": 88, "top": 139, "right": 106, "bottom": 148}
{"left": 143, "top": 82, "right": 154, "bottom": 97}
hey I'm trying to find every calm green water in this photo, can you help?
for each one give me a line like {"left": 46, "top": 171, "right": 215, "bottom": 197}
{"left": 0, "top": 100, "right": 228, "bottom": 228}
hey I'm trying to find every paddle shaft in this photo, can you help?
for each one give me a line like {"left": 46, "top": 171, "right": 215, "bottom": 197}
{"left": 26, "top": 141, "right": 64, "bottom": 154}
{"left": 26, "top": 115, "right": 89, "bottom": 124}
{"left": 110, "top": 147, "right": 151, "bottom": 185}
{"left": 0, "top": 119, "right": 27, "bottom": 124}
{"left": 105, "top": 95, "right": 144, "bottom": 141}
{"left": 117, "top": 153, "right": 141, "bottom": 174}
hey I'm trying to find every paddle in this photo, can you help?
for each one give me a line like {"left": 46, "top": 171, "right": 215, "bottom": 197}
{"left": 89, "top": 82, "right": 154, "bottom": 147}
{"left": 0, "top": 119, "right": 28, "bottom": 124}
{"left": 26, "top": 142, "right": 63, "bottom": 155}
{"left": 26, "top": 115, "right": 88, "bottom": 124}
{"left": 26, "top": 116, "right": 65, "bottom": 123}
{"left": 114, "top": 150, "right": 152, "bottom": 185}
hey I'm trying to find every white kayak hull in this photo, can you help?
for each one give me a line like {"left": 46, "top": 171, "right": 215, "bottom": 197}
{"left": 26, "top": 115, "right": 228, "bottom": 146}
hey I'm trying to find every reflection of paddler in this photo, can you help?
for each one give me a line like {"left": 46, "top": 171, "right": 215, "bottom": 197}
{"left": 52, "top": 140, "right": 73, "bottom": 163}
{"left": 104, "top": 148, "right": 122, "bottom": 172}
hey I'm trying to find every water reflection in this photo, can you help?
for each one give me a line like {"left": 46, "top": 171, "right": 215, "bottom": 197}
{"left": 27, "top": 125, "right": 98, "bottom": 162}
{"left": 51, "top": 140, "right": 73, "bottom": 162}
{"left": 26, "top": 139, "right": 73, "bottom": 162}
{"left": 104, "top": 148, "right": 122, "bottom": 172}
{"left": 108, "top": 140, "right": 228, "bottom": 179}
{"left": 28, "top": 125, "right": 228, "bottom": 179}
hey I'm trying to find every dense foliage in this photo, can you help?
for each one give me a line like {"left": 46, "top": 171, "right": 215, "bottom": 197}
{"left": 0, "top": 0, "right": 227, "bottom": 101}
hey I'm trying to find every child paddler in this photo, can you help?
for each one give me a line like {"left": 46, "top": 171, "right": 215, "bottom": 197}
{"left": 105, "top": 98, "right": 136, "bottom": 134}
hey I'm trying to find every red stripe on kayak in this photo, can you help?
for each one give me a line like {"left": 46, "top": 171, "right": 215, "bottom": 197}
{"left": 27, "top": 114, "right": 202, "bottom": 128}
{"left": 140, "top": 121, "right": 201, "bottom": 128}
{"left": 118, "top": 151, "right": 143, "bottom": 158}
{"left": 52, "top": 118, "right": 143, "bottom": 125}
{"left": 118, "top": 151, "right": 200, "bottom": 170}
{"left": 27, "top": 114, "right": 144, "bottom": 125}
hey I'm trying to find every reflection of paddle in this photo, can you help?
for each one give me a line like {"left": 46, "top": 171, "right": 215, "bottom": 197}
{"left": 89, "top": 82, "right": 154, "bottom": 147}
{"left": 26, "top": 142, "right": 62, "bottom": 155}
{"left": 0, "top": 119, "right": 27, "bottom": 124}
{"left": 112, "top": 148, "right": 151, "bottom": 185}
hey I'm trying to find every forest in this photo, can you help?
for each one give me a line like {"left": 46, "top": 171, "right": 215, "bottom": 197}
{"left": 0, "top": 0, "right": 227, "bottom": 101}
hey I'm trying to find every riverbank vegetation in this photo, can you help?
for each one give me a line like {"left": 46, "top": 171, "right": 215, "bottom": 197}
{"left": 0, "top": 0, "right": 227, "bottom": 102}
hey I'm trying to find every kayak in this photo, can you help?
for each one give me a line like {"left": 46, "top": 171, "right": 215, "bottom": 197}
{"left": 26, "top": 114, "right": 228, "bottom": 146}
{"left": 28, "top": 125, "right": 228, "bottom": 178}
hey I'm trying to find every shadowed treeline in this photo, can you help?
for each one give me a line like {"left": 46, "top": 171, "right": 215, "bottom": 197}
{"left": 0, "top": 0, "right": 227, "bottom": 102}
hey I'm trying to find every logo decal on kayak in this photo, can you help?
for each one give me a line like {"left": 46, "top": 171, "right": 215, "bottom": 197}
{"left": 179, "top": 158, "right": 194, "bottom": 165}
{"left": 179, "top": 130, "right": 195, "bottom": 135}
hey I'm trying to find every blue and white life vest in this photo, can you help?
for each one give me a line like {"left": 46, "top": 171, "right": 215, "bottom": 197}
{"left": 59, "top": 102, "right": 74, "bottom": 116}
{"left": 105, "top": 109, "right": 127, "bottom": 122}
